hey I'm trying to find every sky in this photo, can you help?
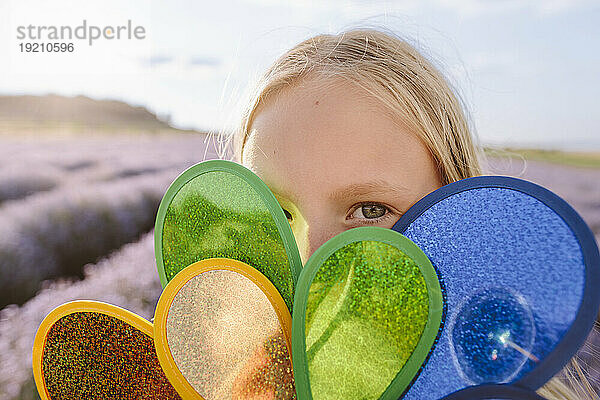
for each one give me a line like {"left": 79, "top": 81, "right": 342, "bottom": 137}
{"left": 0, "top": 0, "right": 598, "bottom": 149}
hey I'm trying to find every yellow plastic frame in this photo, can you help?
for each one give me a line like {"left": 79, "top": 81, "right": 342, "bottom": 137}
{"left": 32, "top": 300, "right": 154, "bottom": 400}
{"left": 153, "top": 258, "right": 293, "bottom": 400}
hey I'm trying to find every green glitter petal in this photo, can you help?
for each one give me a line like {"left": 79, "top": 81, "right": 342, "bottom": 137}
{"left": 155, "top": 160, "right": 302, "bottom": 311}
{"left": 292, "top": 227, "right": 443, "bottom": 400}
{"left": 40, "top": 311, "right": 180, "bottom": 399}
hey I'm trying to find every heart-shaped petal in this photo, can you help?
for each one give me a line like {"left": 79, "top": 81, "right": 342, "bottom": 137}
{"left": 155, "top": 160, "right": 302, "bottom": 311}
{"left": 32, "top": 301, "right": 181, "bottom": 399}
{"left": 392, "top": 176, "right": 600, "bottom": 399}
{"left": 154, "top": 258, "right": 296, "bottom": 400}
{"left": 292, "top": 227, "right": 443, "bottom": 400}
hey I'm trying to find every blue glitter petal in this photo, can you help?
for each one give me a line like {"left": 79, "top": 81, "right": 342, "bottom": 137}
{"left": 450, "top": 288, "right": 536, "bottom": 384}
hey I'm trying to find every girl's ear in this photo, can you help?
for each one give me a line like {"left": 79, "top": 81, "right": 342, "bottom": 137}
{"left": 392, "top": 176, "right": 600, "bottom": 399}
{"left": 154, "top": 160, "right": 302, "bottom": 312}
{"left": 32, "top": 301, "right": 180, "bottom": 400}
{"left": 153, "top": 258, "right": 295, "bottom": 400}
{"left": 291, "top": 227, "right": 443, "bottom": 400}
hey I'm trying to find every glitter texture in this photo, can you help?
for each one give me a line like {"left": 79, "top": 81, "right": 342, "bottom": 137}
{"left": 166, "top": 269, "right": 295, "bottom": 399}
{"left": 304, "top": 240, "right": 429, "bottom": 399}
{"left": 41, "top": 312, "right": 181, "bottom": 399}
{"left": 450, "top": 288, "right": 536, "bottom": 384}
{"left": 161, "top": 170, "right": 296, "bottom": 310}
{"left": 397, "top": 187, "right": 586, "bottom": 400}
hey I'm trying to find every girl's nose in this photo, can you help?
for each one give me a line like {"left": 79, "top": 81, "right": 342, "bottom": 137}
{"left": 295, "top": 221, "right": 342, "bottom": 265}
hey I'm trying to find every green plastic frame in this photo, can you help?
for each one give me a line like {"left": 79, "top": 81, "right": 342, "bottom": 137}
{"left": 291, "top": 226, "right": 443, "bottom": 400}
{"left": 154, "top": 159, "right": 303, "bottom": 288}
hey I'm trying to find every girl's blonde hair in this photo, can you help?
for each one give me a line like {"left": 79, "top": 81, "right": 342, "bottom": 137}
{"left": 234, "top": 28, "right": 481, "bottom": 184}
{"left": 232, "top": 28, "right": 597, "bottom": 399}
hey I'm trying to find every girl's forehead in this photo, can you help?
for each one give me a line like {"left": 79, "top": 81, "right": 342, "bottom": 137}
{"left": 243, "top": 78, "right": 441, "bottom": 204}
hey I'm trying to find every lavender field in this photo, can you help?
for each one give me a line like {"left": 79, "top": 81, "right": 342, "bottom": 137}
{"left": 0, "top": 136, "right": 598, "bottom": 399}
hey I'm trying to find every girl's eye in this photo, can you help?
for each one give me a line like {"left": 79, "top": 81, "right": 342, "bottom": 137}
{"left": 350, "top": 204, "right": 388, "bottom": 220}
{"left": 282, "top": 208, "right": 293, "bottom": 221}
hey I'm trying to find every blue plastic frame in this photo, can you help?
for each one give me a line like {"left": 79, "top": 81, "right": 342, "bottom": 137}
{"left": 439, "top": 384, "right": 547, "bottom": 400}
{"left": 392, "top": 175, "right": 600, "bottom": 393}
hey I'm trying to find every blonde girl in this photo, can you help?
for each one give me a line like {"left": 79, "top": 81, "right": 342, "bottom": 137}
{"left": 228, "top": 28, "right": 597, "bottom": 399}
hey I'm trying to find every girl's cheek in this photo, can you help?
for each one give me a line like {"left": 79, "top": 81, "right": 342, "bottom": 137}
{"left": 231, "top": 345, "right": 273, "bottom": 400}
{"left": 288, "top": 218, "right": 310, "bottom": 263}
{"left": 231, "top": 332, "right": 294, "bottom": 400}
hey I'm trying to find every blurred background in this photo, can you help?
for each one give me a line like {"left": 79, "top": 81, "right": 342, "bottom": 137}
{"left": 0, "top": 0, "right": 598, "bottom": 398}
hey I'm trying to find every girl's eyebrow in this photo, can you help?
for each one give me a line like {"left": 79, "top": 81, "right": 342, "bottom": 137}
{"left": 268, "top": 180, "right": 409, "bottom": 204}
{"left": 329, "top": 180, "right": 410, "bottom": 200}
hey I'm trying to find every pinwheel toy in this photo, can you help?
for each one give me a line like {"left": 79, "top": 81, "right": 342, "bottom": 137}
{"left": 32, "top": 160, "right": 599, "bottom": 400}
